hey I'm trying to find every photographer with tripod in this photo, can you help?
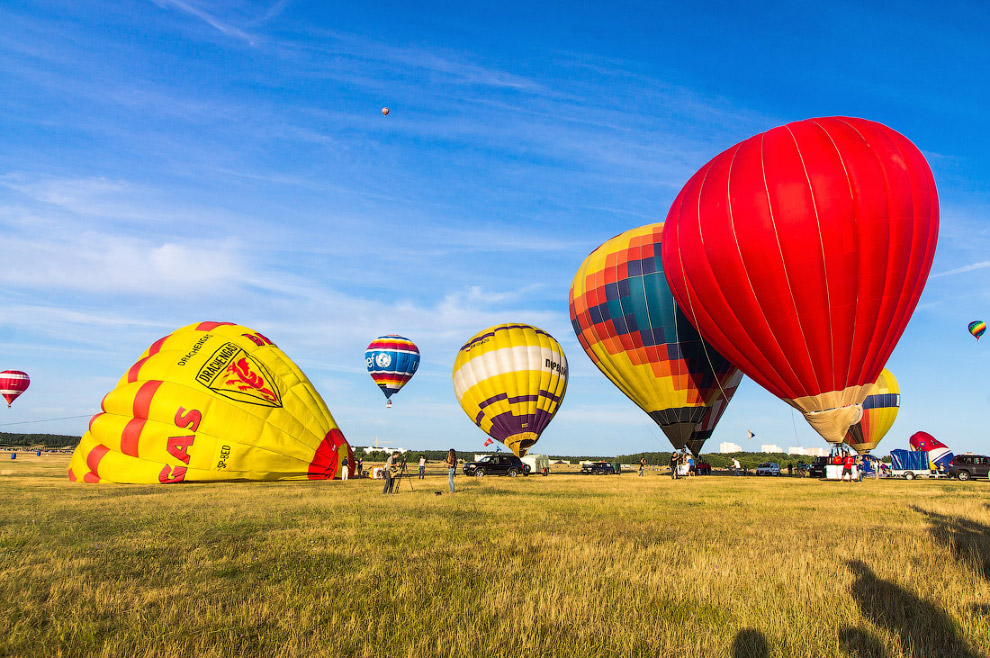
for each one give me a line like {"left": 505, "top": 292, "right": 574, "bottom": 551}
{"left": 382, "top": 450, "right": 400, "bottom": 495}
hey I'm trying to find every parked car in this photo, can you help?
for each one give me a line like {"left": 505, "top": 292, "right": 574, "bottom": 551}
{"left": 462, "top": 454, "right": 530, "bottom": 477}
{"left": 807, "top": 457, "right": 828, "bottom": 478}
{"left": 755, "top": 462, "right": 781, "bottom": 476}
{"left": 948, "top": 454, "right": 990, "bottom": 481}
{"left": 581, "top": 461, "right": 616, "bottom": 475}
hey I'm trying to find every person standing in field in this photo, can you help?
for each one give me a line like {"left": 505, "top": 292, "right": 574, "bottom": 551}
{"left": 446, "top": 448, "right": 457, "bottom": 493}
{"left": 669, "top": 452, "right": 679, "bottom": 480}
{"left": 687, "top": 454, "right": 695, "bottom": 476}
{"left": 787, "top": 462, "right": 793, "bottom": 477}
{"left": 842, "top": 451, "right": 855, "bottom": 482}
{"left": 639, "top": 457, "right": 646, "bottom": 477}
{"left": 341, "top": 455, "right": 349, "bottom": 481}
{"left": 383, "top": 450, "right": 399, "bottom": 494}
{"left": 356, "top": 457, "right": 363, "bottom": 478}
{"left": 418, "top": 454, "right": 426, "bottom": 480}
{"left": 732, "top": 458, "right": 741, "bottom": 476}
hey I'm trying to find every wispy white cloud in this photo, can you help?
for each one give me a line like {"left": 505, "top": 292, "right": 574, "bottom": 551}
{"left": 151, "top": 0, "right": 256, "bottom": 45}
{"left": 930, "top": 260, "right": 990, "bottom": 278}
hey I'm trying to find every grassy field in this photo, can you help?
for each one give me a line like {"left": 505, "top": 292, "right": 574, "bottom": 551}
{"left": 2, "top": 453, "right": 989, "bottom": 658}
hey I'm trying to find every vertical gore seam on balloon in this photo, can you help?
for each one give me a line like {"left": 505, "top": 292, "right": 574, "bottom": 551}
{"left": 793, "top": 121, "right": 837, "bottom": 391}
{"left": 761, "top": 129, "right": 817, "bottom": 395}
{"left": 825, "top": 118, "right": 868, "bottom": 388}
{"left": 837, "top": 118, "right": 902, "bottom": 382}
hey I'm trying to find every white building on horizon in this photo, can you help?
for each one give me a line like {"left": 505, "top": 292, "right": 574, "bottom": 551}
{"left": 787, "top": 446, "right": 829, "bottom": 457}
{"left": 719, "top": 442, "right": 742, "bottom": 453}
{"left": 761, "top": 444, "right": 782, "bottom": 453}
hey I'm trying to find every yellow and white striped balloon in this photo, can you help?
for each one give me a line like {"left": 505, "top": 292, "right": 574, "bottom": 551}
{"left": 452, "top": 323, "right": 567, "bottom": 457}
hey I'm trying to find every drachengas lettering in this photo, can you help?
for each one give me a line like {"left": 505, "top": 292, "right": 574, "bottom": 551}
{"left": 160, "top": 405, "right": 204, "bottom": 483}
{"left": 242, "top": 332, "right": 275, "bottom": 347}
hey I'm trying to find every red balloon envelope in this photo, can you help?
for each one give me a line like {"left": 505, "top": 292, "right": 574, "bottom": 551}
{"left": 0, "top": 370, "right": 30, "bottom": 407}
{"left": 661, "top": 117, "right": 938, "bottom": 443}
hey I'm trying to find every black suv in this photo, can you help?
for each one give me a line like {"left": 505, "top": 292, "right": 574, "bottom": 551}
{"left": 462, "top": 454, "right": 530, "bottom": 477}
{"left": 581, "top": 461, "right": 617, "bottom": 475}
{"left": 949, "top": 454, "right": 990, "bottom": 481}
{"left": 807, "top": 456, "right": 828, "bottom": 478}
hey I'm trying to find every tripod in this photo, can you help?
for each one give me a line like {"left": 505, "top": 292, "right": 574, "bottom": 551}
{"left": 390, "top": 457, "right": 414, "bottom": 494}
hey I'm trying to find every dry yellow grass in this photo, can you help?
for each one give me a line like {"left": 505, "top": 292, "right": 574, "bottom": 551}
{"left": 2, "top": 452, "right": 989, "bottom": 657}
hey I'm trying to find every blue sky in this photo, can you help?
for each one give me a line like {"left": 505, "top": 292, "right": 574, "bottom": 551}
{"left": 1, "top": 0, "right": 988, "bottom": 457}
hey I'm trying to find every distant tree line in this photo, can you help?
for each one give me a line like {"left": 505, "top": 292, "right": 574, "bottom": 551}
{"left": 1, "top": 432, "right": 81, "bottom": 449}
{"left": 4, "top": 436, "right": 892, "bottom": 464}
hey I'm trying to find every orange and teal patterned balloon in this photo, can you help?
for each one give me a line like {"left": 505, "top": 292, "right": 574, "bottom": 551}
{"left": 452, "top": 323, "right": 567, "bottom": 457}
{"left": 969, "top": 321, "right": 986, "bottom": 341}
{"left": 844, "top": 368, "right": 899, "bottom": 454}
{"left": 68, "top": 321, "right": 353, "bottom": 484}
{"left": 569, "top": 223, "right": 740, "bottom": 450}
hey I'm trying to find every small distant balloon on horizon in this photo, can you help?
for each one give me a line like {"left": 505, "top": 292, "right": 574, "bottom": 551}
{"left": 381, "top": 107, "right": 390, "bottom": 116}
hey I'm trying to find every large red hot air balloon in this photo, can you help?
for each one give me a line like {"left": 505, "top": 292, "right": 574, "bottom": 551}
{"left": 661, "top": 117, "right": 938, "bottom": 444}
{"left": 0, "top": 370, "right": 30, "bottom": 408}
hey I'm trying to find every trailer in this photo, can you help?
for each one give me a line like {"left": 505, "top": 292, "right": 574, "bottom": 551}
{"left": 521, "top": 454, "right": 551, "bottom": 476}
{"left": 889, "top": 449, "right": 940, "bottom": 480}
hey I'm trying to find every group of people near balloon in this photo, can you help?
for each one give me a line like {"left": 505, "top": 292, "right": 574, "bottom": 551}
{"left": 64, "top": 116, "right": 947, "bottom": 485}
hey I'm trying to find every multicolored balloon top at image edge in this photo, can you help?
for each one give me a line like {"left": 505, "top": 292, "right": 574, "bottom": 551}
{"left": 660, "top": 116, "right": 938, "bottom": 444}
{"left": 0, "top": 370, "right": 30, "bottom": 407}
{"left": 909, "top": 430, "right": 954, "bottom": 470}
{"left": 568, "top": 222, "right": 738, "bottom": 449}
{"left": 365, "top": 335, "right": 420, "bottom": 400}
{"left": 844, "top": 368, "right": 899, "bottom": 453}
{"left": 68, "top": 321, "right": 353, "bottom": 484}
{"left": 452, "top": 323, "right": 567, "bottom": 458}
{"left": 969, "top": 321, "right": 986, "bottom": 340}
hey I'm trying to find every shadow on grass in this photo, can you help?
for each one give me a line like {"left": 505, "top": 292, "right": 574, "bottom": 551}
{"left": 912, "top": 506, "right": 990, "bottom": 580}
{"left": 839, "top": 626, "right": 888, "bottom": 657}
{"left": 731, "top": 629, "right": 768, "bottom": 658}
{"left": 847, "top": 560, "right": 982, "bottom": 658}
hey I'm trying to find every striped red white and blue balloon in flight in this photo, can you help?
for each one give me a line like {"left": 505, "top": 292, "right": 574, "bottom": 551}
{"left": 365, "top": 336, "right": 420, "bottom": 407}
{"left": 969, "top": 321, "right": 986, "bottom": 341}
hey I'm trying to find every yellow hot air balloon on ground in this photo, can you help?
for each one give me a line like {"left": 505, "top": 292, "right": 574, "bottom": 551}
{"left": 452, "top": 323, "right": 567, "bottom": 457}
{"left": 844, "top": 368, "right": 899, "bottom": 454}
{"left": 68, "top": 321, "right": 353, "bottom": 483}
